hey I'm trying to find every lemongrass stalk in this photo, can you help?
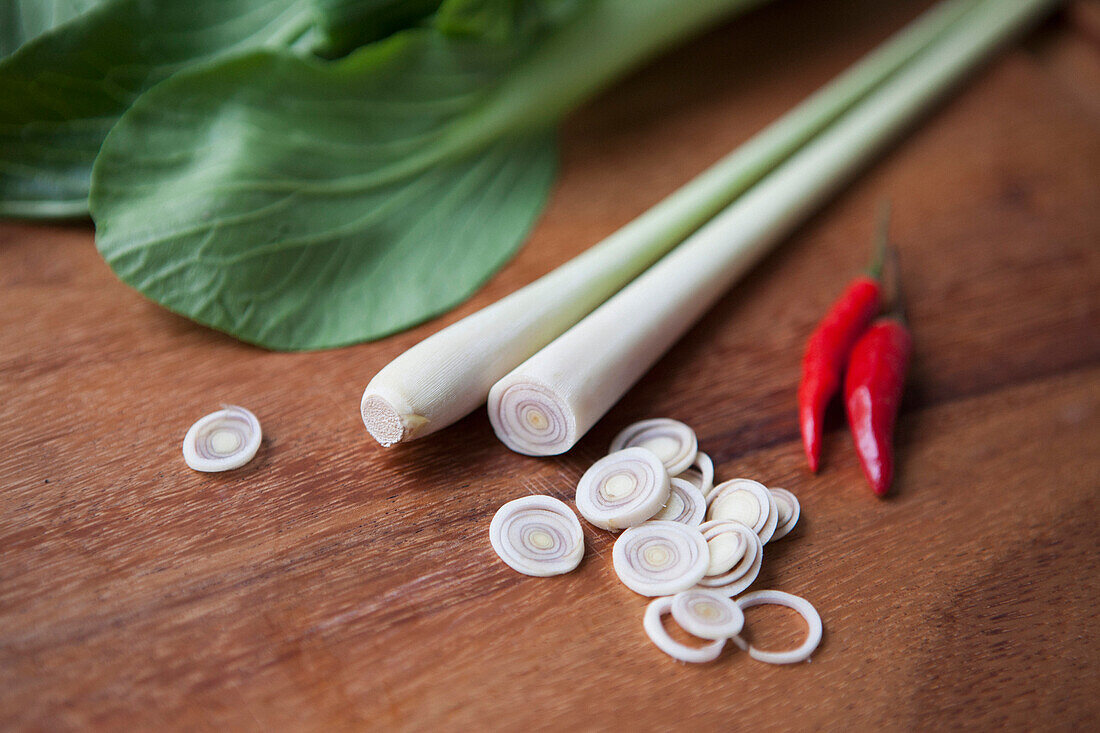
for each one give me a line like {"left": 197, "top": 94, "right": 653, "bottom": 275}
{"left": 488, "top": 0, "right": 1062, "bottom": 456}
{"left": 359, "top": 0, "right": 979, "bottom": 446}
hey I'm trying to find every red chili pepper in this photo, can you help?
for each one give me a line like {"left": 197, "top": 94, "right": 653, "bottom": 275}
{"left": 798, "top": 276, "right": 881, "bottom": 472}
{"left": 844, "top": 317, "right": 912, "bottom": 496}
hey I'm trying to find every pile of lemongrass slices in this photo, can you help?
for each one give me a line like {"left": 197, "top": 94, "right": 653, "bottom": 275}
{"left": 490, "top": 418, "right": 821, "bottom": 664}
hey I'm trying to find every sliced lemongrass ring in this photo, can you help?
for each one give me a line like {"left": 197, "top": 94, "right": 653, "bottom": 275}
{"left": 489, "top": 495, "right": 584, "bottom": 577}
{"left": 696, "top": 520, "right": 763, "bottom": 597}
{"left": 576, "top": 447, "right": 669, "bottom": 530}
{"left": 699, "top": 519, "right": 751, "bottom": 576}
{"left": 613, "top": 521, "right": 708, "bottom": 596}
{"left": 732, "top": 590, "right": 823, "bottom": 664}
{"left": 707, "top": 479, "right": 772, "bottom": 537}
{"left": 643, "top": 595, "right": 725, "bottom": 663}
{"left": 650, "top": 477, "right": 706, "bottom": 526}
{"left": 758, "top": 489, "right": 780, "bottom": 544}
{"left": 670, "top": 588, "right": 745, "bottom": 640}
{"left": 182, "top": 405, "right": 262, "bottom": 472}
{"left": 609, "top": 419, "right": 698, "bottom": 476}
{"left": 769, "top": 488, "right": 801, "bottom": 541}
{"left": 675, "top": 451, "right": 714, "bottom": 499}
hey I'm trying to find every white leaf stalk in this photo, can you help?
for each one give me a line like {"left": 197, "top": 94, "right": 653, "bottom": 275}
{"left": 488, "top": 0, "right": 1061, "bottom": 456}
{"left": 359, "top": 0, "right": 978, "bottom": 446}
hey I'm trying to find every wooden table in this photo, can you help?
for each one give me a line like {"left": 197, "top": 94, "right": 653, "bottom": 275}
{"left": 2, "top": 1, "right": 1098, "bottom": 729}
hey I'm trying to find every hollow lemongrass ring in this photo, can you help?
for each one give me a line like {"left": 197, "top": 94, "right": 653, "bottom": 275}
{"left": 489, "top": 495, "right": 584, "bottom": 577}
{"left": 651, "top": 477, "right": 706, "bottom": 526}
{"left": 697, "top": 521, "right": 762, "bottom": 596}
{"left": 675, "top": 451, "right": 715, "bottom": 499}
{"left": 769, "top": 488, "right": 801, "bottom": 541}
{"left": 731, "top": 590, "right": 823, "bottom": 664}
{"left": 576, "top": 447, "right": 670, "bottom": 530}
{"left": 670, "top": 589, "right": 745, "bottom": 640}
{"left": 488, "top": 380, "right": 577, "bottom": 456}
{"left": 643, "top": 596, "right": 725, "bottom": 663}
{"left": 707, "top": 479, "right": 772, "bottom": 537}
{"left": 613, "top": 521, "right": 709, "bottom": 597}
{"left": 182, "top": 405, "right": 262, "bottom": 472}
{"left": 609, "top": 419, "right": 698, "bottom": 476}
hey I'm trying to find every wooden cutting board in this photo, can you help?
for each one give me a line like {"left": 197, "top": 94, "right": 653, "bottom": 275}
{"left": 2, "top": 0, "right": 1098, "bottom": 729}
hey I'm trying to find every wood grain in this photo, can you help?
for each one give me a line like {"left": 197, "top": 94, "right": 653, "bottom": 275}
{"left": 1, "top": 1, "right": 1098, "bottom": 730}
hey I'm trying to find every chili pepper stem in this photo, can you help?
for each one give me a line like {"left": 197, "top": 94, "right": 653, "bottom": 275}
{"left": 867, "top": 200, "right": 892, "bottom": 280}
{"left": 884, "top": 245, "right": 909, "bottom": 327}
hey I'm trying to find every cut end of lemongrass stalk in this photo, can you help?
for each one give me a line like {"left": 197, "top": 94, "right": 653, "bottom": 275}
{"left": 487, "top": 377, "right": 577, "bottom": 456}
{"left": 360, "top": 388, "right": 429, "bottom": 447}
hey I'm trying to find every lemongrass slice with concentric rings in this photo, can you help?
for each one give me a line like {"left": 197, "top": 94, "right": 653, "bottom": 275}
{"left": 670, "top": 588, "right": 745, "bottom": 640}
{"left": 651, "top": 477, "right": 706, "bottom": 526}
{"left": 697, "top": 520, "right": 762, "bottom": 597}
{"left": 613, "top": 521, "right": 708, "bottom": 596}
{"left": 609, "top": 419, "right": 698, "bottom": 476}
{"left": 675, "top": 451, "right": 714, "bottom": 499}
{"left": 182, "top": 405, "right": 262, "bottom": 472}
{"left": 643, "top": 595, "right": 725, "bottom": 663}
{"left": 731, "top": 590, "right": 822, "bottom": 664}
{"left": 489, "top": 495, "right": 584, "bottom": 577}
{"left": 699, "top": 519, "right": 750, "bottom": 576}
{"left": 707, "top": 479, "right": 777, "bottom": 543}
{"left": 575, "top": 447, "right": 670, "bottom": 530}
{"left": 769, "top": 488, "right": 801, "bottom": 541}
{"left": 758, "top": 490, "right": 780, "bottom": 544}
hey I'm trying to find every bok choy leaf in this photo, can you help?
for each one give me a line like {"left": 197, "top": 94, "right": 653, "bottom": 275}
{"left": 90, "top": 0, "right": 769, "bottom": 350}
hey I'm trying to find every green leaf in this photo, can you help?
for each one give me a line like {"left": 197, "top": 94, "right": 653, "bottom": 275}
{"left": 91, "top": 0, "right": 767, "bottom": 350}
{"left": 435, "top": 0, "right": 583, "bottom": 42}
{"left": 0, "top": 0, "right": 105, "bottom": 58}
{"left": 92, "top": 35, "right": 558, "bottom": 350}
{"left": 0, "top": 0, "right": 315, "bottom": 218}
{"left": 310, "top": 0, "right": 443, "bottom": 57}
